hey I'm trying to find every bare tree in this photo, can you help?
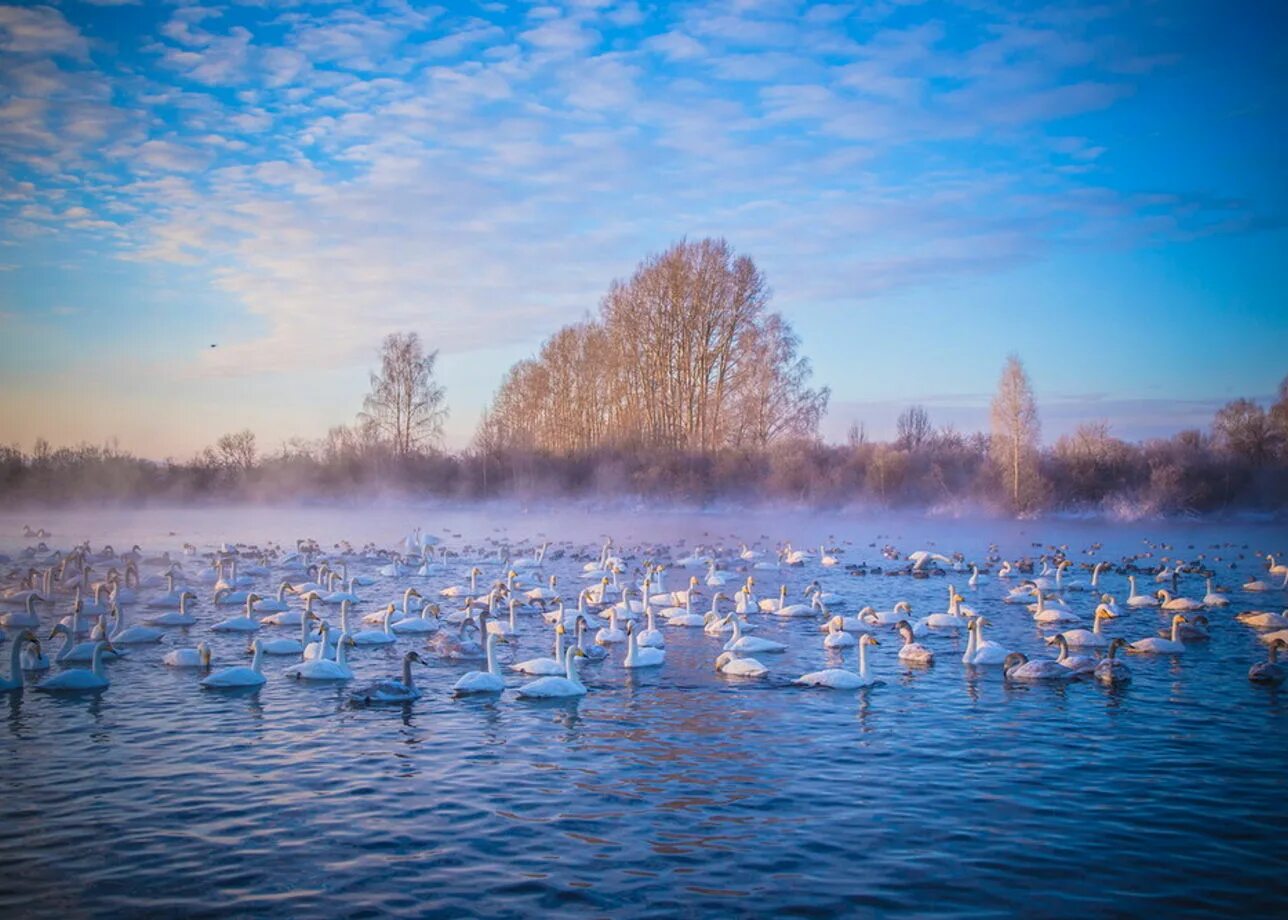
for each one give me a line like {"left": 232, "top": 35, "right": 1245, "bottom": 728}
{"left": 215, "top": 430, "right": 257, "bottom": 471}
{"left": 361, "top": 332, "right": 447, "bottom": 456}
{"left": 1212, "top": 398, "right": 1275, "bottom": 465}
{"left": 1267, "top": 375, "right": 1288, "bottom": 459}
{"left": 896, "top": 405, "right": 931, "bottom": 451}
{"left": 990, "top": 354, "right": 1041, "bottom": 511}
{"left": 846, "top": 421, "right": 866, "bottom": 448}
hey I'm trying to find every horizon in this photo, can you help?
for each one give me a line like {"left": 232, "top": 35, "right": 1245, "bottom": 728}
{"left": 1, "top": 0, "right": 1285, "bottom": 457}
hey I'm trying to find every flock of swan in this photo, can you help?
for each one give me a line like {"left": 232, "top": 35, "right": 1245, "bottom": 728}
{"left": 2, "top": 528, "right": 1286, "bottom": 703}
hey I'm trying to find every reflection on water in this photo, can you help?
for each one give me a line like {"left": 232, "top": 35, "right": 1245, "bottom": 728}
{"left": 1, "top": 506, "right": 1287, "bottom": 917}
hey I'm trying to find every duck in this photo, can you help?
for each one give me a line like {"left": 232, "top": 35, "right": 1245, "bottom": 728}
{"left": 961, "top": 617, "right": 1011, "bottom": 665}
{"left": 2, "top": 630, "right": 38, "bottom": 690}
{"left": 202, "top": 639, "right": 268, "bottom": 688}
{"left": 283, "top": 635, "right": 353, "bottom": 681}
{"left": 1094, "top": 638, "right": 1132, "bottom": 687}
{"left": 895, "top": 620, "right": 934, "bottom": 665}
{"left": 823, "top": 616, "right": 857, "bottom": 649}
{"left": 1202, "top": 578, "right": 1230, "bottom": 607}
{"left": 714, "top": 650, "right": 769, "bottom": 677}
{"left": 163, "top": 641, "right": 212, "bottom": 669}
{"left": 1129, "top": 614, "right": 1187, "bottom": 654}
{"left": 1237, "top": 608, "right": 1288, "bottom": 629}
{"left": 1248, "top": 638, "right": 1287, "bottom": 686}
{"left": 453, "top": 635, "right": 508, "bottom": 694}
{"left": 511, "top": 624, "right": 568, "bottom": 676}
{"left": 1002, "top": 651, "right": 1073, "bottom": 682}
{"left": 144, "top": 591, "right": 199, "bottom": 627}
{"left": 723, "top": 616, "right": 786, "bottom": 654}
{"left": 794, "top": 634, "right": 880, "bottom": 689}
{"left": 1046, "top": 634, "right": 1097, "bottom": 674}
{"left": 516, "top": 646, "right": 588, "bottom": 699}
{"left": 1055, "top": 604, "right": 1116, "bottom": 649}
{"left": 1156, "top": 589, "right": 1203, "bottom": 612}
{"left": 36, "top": 640, "right": 115, "bottom": 692}
{"left": 623, "top": 621, "right": 665, "bottom": 668}
{"left": 211, "top": 594, "right": 263, "bottom": 632}
{"left": 353, "top": 651, "right": 428, "bottom": 703}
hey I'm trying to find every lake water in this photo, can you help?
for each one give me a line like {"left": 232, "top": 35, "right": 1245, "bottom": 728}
{"left": 2, "top": 505, "right": 1287, "bottom": 917}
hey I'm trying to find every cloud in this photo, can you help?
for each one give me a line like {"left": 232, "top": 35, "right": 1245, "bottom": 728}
{"left": 0, "top": 5, "right": 89, "bottom": 59}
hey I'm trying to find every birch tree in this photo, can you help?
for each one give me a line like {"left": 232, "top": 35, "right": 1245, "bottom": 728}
{"left": 361, "top": 332, "right": 448, "bottom": 456}
{"left": 990, "top": 354, "right": 1041, "bottom": 511}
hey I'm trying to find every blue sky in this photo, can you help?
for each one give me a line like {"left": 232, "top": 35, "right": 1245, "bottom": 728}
{"left": 0, "top": 0, "right": 1284, "bottom": 457}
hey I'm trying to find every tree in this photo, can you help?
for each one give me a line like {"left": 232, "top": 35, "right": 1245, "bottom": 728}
{"left": 215, "top": 430, "right": 257, "bottom": 471}
{"left": 896, "top": 405, "right": 931, "bottom": 451}
{"left": 360, "top": 332, "right": 447, "bottom": 456}
{"left": 1268, "top": 375, "right": 1288, "bottom": 458}
{"left": 1212, "top": 398, "right": 1275, "bottom": 465}
{"left": 990, "top": 354, "right": 1041, "bottom": 511}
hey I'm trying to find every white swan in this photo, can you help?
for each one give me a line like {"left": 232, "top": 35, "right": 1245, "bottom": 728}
{"left": 1047, "top": 634, "right": 1096, "bottom": 674}
{"left": 283, "top": 635, "right": 353, "bottom": 681}
{"left": 1202, "top": 578, "right": 1229, "bottom": 607}
{"left": 1156, "top": 589, "right": 1202, "bottom": 612}
{"left": 516, "top": 646, "right": 588, "bottom": 699}
{"left": 595, "top": 606, "right": 626, "bottom": 645}
{"left": 350, "top": 605, "right": 398, "bottom": 646}
{"left": 895, "top": 620, "right": 933, "bottom": 665}
{"left": 259, "top": 613, "right": 318, "bottom": 655}
{"left": 454, "top": 634, "right": 508, "bottom": 694}
{"left": 164, "top": 641, "right": 212, "bottom": 668}
{"left": 1249, "top": 638, "right": 1286, "bottom": 686}
{"left": 203, "top": 639, "right": 268, "bottom": 688}
{"left": 1054, "top": 605, "right": 1115, "bottom": 649}
{"left": 636, "top": 600, "right": 665, "bottom": 648}
{"left": 353, "top": 651, "right": 428, "bottom": 703}
{"left": 1126, "top": 576, "right": 1160, "bottom": 608}
{"left": 962, "top": 617, "right": 1010, "bottom": 665}
{"left": 723, "top": 616, "right": 786, "bottom": 654}
{"left": 2, "top": 630, "right": 38, "bottom": 690}
{"left": 1002, "top": 651, "right": 1073, "bottom": 682}
{"left": 393, "top": 601, "right": 442, "bottom": 635}
{"left": 211, "top": 594, "right": 263, "bottom": 632}
{"left": 145, "top": 591, "right": 199, "bottom": 627}
{"left": 822, "top": 616, "right": 856, "bottom": 649}
{"left": 106, "top": 604, "right": 165, "bottom": 644}
{"left": 794, "top": 634, "right": 880, "bottom": 689}
{"left": 623, "top": 622, "right": 665, "bottom": 668}
{"left": 1237, "top": 609, "right": 1288, "bottom": 629}
{"left": 512, "top": 624, "right": 567, "bottom": 675}
{"left": 37, "top": 640, "right": 115, "bottom": 692}
{"left": 1129, "top": 614, "right": 1187, "bottom": 654}
{"left": 714, "top": 650, "right": 768, "bottom": 677}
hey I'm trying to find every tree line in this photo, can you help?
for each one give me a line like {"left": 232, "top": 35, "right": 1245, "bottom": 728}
{"left": 3, "top": 238, "right": 1286, "bottom": 515}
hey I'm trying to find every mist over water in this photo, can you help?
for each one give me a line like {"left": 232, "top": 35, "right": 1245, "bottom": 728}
{"left": 2, "top": 506, "right": 1287, "bottom": 917}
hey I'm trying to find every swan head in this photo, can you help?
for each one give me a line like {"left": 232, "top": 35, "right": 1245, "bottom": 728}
{"left": 715, "top": 651, "right": 733, "bottom": 670}
{"left": 1003, "top": 652, "right": 1028, "bottom": 672}
{"left": 1094, "top": 605, "right": 1115, "bottom": 620}
{"left": 860, "top": 634, "right": 879, "bottom": 647}
{"left": 1172, "top": 614, "right": 1188, "bottom": 625}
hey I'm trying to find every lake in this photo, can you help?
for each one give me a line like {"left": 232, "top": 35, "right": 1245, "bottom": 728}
{"left": 2, "top": 504, "right": 1286, "bottom": 917}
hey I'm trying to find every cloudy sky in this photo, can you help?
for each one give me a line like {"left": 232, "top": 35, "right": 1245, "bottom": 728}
{"left": 0, "top": 0, "right": 1284, "bottom": 458}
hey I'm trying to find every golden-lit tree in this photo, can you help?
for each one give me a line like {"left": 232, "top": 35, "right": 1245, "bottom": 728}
{"left": 990, "top": 354, "right": 1041, "bottom": 510}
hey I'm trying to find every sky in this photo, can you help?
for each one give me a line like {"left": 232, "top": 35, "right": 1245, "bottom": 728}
{"left": 0, "top": 0, "right": 1285, "bottom": 458}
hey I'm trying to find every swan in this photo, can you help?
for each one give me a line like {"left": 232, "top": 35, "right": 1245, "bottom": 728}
{"left": 253, "top": 582, "right": 297, "bottom": 616}
{"left": 917, "top": 591, "right": 970, "bottom": 629}
{"left": 350, "top": 605, "right": 398, "bottom": 646}
{"left": 794, "top": 634, "right": 880, "bottom": 689}
{"left": 283, "top": 635, "right": 353, "bottom": 681}
{"left": 1156, "top": 589, "right": 1202, "bottom": 612}
{"left": 573, "top": 616, "right": 608, "bottom": 660}
{"left": 49, "top": 615, "right": 127, "bottom": 664}
{"left": 361, "top": 588, "right": 423, "bottom": 626}
{"left": 203, "top": 639, "right": 268, "bottom": 688}
{"left": 908, "top": 551, "right": 950, "bottom": 571}
{"left": 649, "top": 575, "right": 701, "bottom": 608}
{"left": 0, "top": 593, "right": 43, "bottom": 628}
{"left": 867, "top": 601, "right": 911, "bottom": 626}
{"left": 1244, "top": 571, "right": 1288, "bottom": 592}
{"left": 1047, "top": 635, "right": 1096, "bottom": 674}
{"left": 2, "top": 630, "right": 38, "bottom": 690}
{"left": 37, "top": 641, "right": 115, "bottom": 692}
{"left": 895, "top": 620, "right": 934, "bottom": 665}
{"left": 997, "top": 561, "right": 1017, "bottom": 579}
{"left": 259, "top": 613, "right": 318, "bottom": 655}
{"left": 774, "top": 588, "right": 817, "bottom": 618}
{"left": 661, "top": 591, "right": 710, "bottom": 627}
{"left": 1056, "top": 561, "right": 1089, "bottom": 593}
{"left": 1129, "top": 614, "right": 1187, "bottom": 654}
{"left": 20, "top": 636, "right": 49, "bottom": 671}
{"left": 450, "top": 633, "right": 508, "bottom": 695}
{"left": 1030, "top": 589, "right": 1080, "bottom": 625}
{"left": 1094, "top": 638, "right": 1132, "bottom": 687}
{"left": 525, "top": 574, "right": 558, "bottom": 603}
{"left": 758, "top": 584, "right": 788, "bottom": 613}
{"left": 96, "top": 605, "right": 162, "bottom": 646}
{"left": 164, "top": 641, "right": 212, "bottom": 668}
{"left": 512, "top": 624, "right": 567, "bottom": 675}
{"left": 1163, "top": 614, "right": 1209, "bottom": 642}
{"left": 145, "top": 591, "right": 199, "bottom": 627}
{"left": 819, "top": 545, "right": 839, "bottom": 567}
{"left": 1237, "top": 608, "right": 1288, "bottom": 629}
{"left": 823, "top": 617, "right": 856, "bottom": 649}
{"left": 967, "top": 565, "right": 987, "bottom": 588}
{"left": 783, "top": 544, "right": 812, "bottom": 566}
{"left": 487, "top": 598, "right": 523, "bottom": 638}
{"left": 715, "top": 651, "right": 768, "bottom": 677}
{"left": 1002, "top": 651, "right": 1073, "bottom": 682}
{"left": 1249, "top": 638, "right": 1287, "bottom": 686}
{"left": 817, "top": 601, "right": 874, "bottom": 634}
{"left": 723, "top": 616, "right": 786, "bottom": 654}
{"left": 623, "top": 622, "right": 665, "bottom": 668}
{"left": 437, "top": 616, "right": 486, "bottom": 660}
{"left": 1126, "top": 576, "right": 1160, "bottom": 608}
{"left": 1054, "top": 605, "right": 1116, "bottom": 649}
{"left": 1267, "top": 556, "right": 1288, "bottom": 577}
{"left": 962, "top": 617, "right": 1010, "bottom": 665}
{"left": 211, "top": 594, "right": 263, "bottom": 632}
{"left": 441, "top": 568, "right": 482, "bottom": 598}
{"left": 1202, "top": 578, "right": 1230, "bottom": 607}
{"left": 705, "top": 561, "right": 729, "bottom": 587}
{"left": 636, "top": 600, "right": 665, "bottom": 648}
{"left": 595, "top": 606, "right": 626, "bottom": 645}
{"left": 516, "top": 646, "right": 588, "bottom": 699}
{"left": 803, "top": 581, "right": 844, "bottom": 607}
{"left": 353, "top": 651, "right": 428, "bottom": 703}
{"left": 393, "top": 602, "right": 442, "bottom": 635}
